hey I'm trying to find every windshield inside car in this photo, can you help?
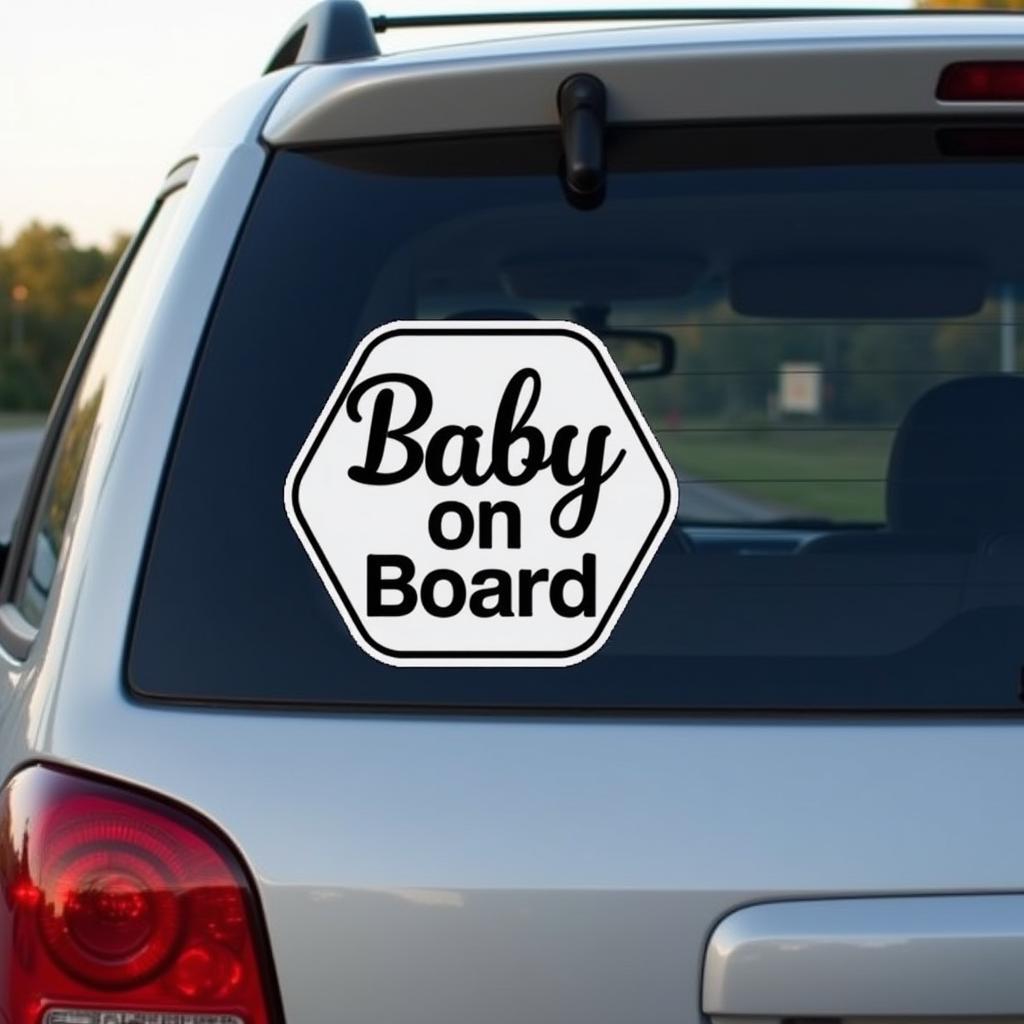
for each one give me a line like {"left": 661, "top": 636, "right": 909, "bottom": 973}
{"left": 129, "top": 120, "right": 1024, "bottom": 709}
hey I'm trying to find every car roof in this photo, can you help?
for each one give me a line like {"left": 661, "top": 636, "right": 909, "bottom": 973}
{"left": 262, "top": 13, "right": 1024, "bottom": 146}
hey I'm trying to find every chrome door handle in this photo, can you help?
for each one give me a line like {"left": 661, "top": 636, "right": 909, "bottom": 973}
{"left": 704, "top": 894, "right": 1024, "bottom": 1020}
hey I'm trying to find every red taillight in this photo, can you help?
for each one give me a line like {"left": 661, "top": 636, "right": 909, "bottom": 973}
{"left": 938, "top": 62, "right": 1024, "bottom": 102}
{"left": 0, "top": 765, "right": 277, "bottom": 1024}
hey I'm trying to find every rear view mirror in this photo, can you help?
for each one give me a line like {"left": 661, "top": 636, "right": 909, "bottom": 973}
{"left": 730, "top": 256, "right": 987, "bottom": 318}
{"left": 600, "top": 328, "right": 675, "bottom": 378}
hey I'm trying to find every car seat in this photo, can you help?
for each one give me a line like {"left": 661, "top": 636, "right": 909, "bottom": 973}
{"left": 803, "top": 375, "right": 1024, "bottom": 554}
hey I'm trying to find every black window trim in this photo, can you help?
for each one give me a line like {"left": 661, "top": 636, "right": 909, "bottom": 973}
{"left": 127, "top": 123, "right": 1024, "bottom": 712}
{"left": 0, "top": 160, "right": 197, "bottom": 661}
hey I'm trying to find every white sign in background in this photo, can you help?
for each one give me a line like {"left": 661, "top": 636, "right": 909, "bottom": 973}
{"left": 285, "top": 322, "right": 678, "bottom": 667}
{"left": 779, "top": 361, "right": 823, "bottom": 416}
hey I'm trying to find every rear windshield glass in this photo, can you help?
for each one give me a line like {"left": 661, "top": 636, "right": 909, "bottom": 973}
{"left": 130, "top": 121, "right": 1024, "bottom": 709}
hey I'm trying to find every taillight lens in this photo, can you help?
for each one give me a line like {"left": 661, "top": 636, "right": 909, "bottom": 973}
{"left": 938, "top": 62, "right": 1024, "bottom": 102}
{"left": 0, "top": 765, "right": 277, "bottom": 1024}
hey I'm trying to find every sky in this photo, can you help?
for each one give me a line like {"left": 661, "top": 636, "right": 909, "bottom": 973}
{"left": 1, "top": 0, "right": 911, "bottom": 247}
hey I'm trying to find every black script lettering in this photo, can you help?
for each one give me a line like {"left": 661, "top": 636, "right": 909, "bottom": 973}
{"left": 548, "top": 426, "right": 625, "bottom": 539}
{"left": 491, "top": 368, "right": 549, "bottom": 484}
{"left": 347, "top": 368, "right": 625, "bottom": 533}
{"left": 347, "top": 374, "right": 433, "bottom": 485}
{"left": 425, "top": 425, "right": 490, "bottom": 485}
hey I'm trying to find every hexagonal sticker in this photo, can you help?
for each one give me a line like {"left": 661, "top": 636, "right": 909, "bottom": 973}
{"left": 285, "top": 321, "right": 678, "bottom": 668}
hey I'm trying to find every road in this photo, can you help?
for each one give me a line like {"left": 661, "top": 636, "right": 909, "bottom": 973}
{"left": 0, "top": 428, "right": 44, "bottom": 539}
{"left": 676, "top": 469, "right": 783, "bottom": 522}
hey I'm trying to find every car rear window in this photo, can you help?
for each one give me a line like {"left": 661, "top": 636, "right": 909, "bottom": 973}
{"left": 129, "top": 120, "right": 1024, "bottom": 709}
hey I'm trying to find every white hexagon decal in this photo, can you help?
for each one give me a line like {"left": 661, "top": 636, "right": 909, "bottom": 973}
{"left": 285, "top": 321, "right": 678, "bottom": 667}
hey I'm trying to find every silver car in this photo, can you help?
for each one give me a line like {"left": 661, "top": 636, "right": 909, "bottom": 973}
{"left": 6, "top": 4, "right": 1024, "bottom": 1023}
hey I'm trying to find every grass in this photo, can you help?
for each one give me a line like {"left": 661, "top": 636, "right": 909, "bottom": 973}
{"left": 655, "top": 421, "right": 892, "bottom": 522}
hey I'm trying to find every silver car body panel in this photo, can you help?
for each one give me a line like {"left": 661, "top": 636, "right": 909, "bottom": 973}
{"left": 705, "top": 894, "right": 1024, "bottom": 1019}
{"left": 5, "top": 15, "right": 1024, "bottom": 1024}
{"left": 266, "top": 16, "right": 1024, "bottom": 145}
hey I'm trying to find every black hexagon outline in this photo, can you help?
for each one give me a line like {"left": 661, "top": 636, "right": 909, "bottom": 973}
{"left": 290, "top": 325, "right": 675, "bottom": 661}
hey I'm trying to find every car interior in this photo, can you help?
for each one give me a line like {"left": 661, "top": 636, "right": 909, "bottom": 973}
{"left": 383, "top": 176, "right": 1024, "bottom": 661}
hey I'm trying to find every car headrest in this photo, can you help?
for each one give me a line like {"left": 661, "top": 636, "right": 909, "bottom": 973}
{"left": 888, "top": 374, "right": 1024, "bottom": 534}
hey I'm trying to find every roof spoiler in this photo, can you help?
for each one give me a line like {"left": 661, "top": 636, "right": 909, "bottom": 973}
{"left": 264, "top": 3, "right": 1024, "bottom": 75}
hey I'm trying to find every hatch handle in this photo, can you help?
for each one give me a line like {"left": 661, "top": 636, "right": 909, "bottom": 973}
{"left": 704, "top": 894, "right": 1024, "bottom": 1021}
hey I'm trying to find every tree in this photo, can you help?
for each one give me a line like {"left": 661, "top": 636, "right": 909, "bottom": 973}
{"left": 0, "top": 223, "right": 124, "bottom": 410}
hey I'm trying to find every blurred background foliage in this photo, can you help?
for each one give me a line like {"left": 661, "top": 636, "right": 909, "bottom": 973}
{"left": 0, "top": 225, "right": 128, "bottom": 411}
